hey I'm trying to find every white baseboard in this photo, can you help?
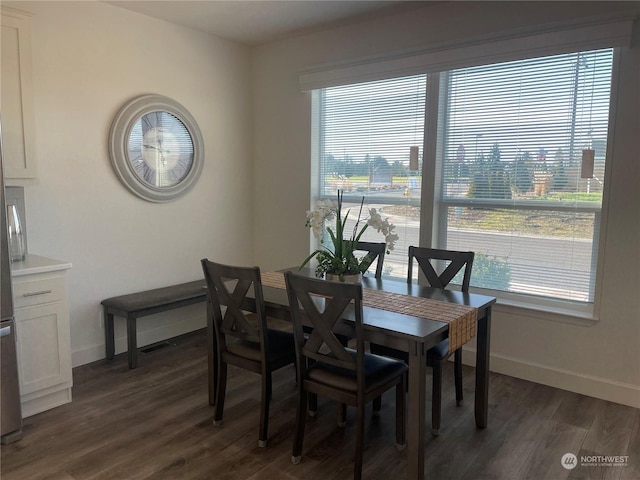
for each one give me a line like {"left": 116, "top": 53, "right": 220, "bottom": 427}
{"left": 72, "top": 344, "right": 104, "bottom": 367}
{"left": 461, "top": 348, "right": 640, "bottom": 409}
{"left": 22, "top": 387, "right": 72, "bottom": 418}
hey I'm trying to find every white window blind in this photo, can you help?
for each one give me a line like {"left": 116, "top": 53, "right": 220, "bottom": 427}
{"left": 317, "top": 75, "right": 426, "bottom": 278}
{"left": 440, "top": 49, "right": 614, "bottom": 302}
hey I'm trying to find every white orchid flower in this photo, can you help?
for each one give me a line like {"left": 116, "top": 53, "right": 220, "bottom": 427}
{"left": 303, "top": 192, "right": 398, "bottom": 275}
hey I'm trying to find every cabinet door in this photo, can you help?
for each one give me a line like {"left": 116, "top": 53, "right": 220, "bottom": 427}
{"left": 1, "top": 9, "right": 37, "bottom": 181}
{"left": 14, "top": 302, "right": 72, "bottom": 396}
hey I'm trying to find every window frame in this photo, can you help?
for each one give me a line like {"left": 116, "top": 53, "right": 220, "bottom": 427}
{"left": 311, "top": 48, "right": 623, "bottom": 323}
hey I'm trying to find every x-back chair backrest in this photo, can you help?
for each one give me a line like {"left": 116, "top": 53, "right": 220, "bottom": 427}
{"left": 408, "top": 247, "right": 475, "bottom": 293}
{"left": 201, "top": 259, "right": 266, "bottom": 349}
{"left": 347, "top": 241, "right": 386, "bottom": 279}
{"left": 284, "top": 272, "right": 364, "bottom": 374}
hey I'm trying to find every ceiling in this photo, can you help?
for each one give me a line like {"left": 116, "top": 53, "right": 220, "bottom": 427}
{"left": 106, "top": 0, "right": 419, "bottom": 46}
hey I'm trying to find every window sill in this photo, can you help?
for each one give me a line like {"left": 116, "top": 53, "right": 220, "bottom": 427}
{"left": 480, "top": 290, "right": 599, "bottom": 326}
{"left": 385, "top": 274, "right": 599, "bottom": 326}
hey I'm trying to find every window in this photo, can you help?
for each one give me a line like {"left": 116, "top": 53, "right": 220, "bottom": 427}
{"left": 439, "top": 49, "right": 613, "bottom": 303}
{"left": 313, "top": 47, "right": 615, "bottom": 309}
{"left": 315, "top": 75, "right": 426, "bottom": 278}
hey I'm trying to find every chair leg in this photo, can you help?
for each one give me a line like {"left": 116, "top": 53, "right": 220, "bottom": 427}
{"left": 213, "top": 362, "right": 227, "bottom": 426}
{"left": 354, "top": 398, "right": 365, "bottom": 480}
{"left": 308, "top": 393, "right": 318, "bottom": 417}
{"left": 372, "top": 395, "right": 382, "bottom": 416}
{"left": 211, "top": 341, "right": 218, "bottom": 406}
{"left": 431, "top": 361, "right": 442, "bottom": 436}
{"left": 454, "top": 348, "right": 464, "bottom": 406}
{"left": 267, "top": 371, "right": 273, "bottom": 401}
{"left": 291, "top": 389, "right": 308, "bottom": 465}
{"left": 395, "top": 375, "right": 406, "bottom": 450}
{"left": 338, "top": 403, "right": 347, "bottom": 428}
{"left": 258, "top": 372, "right": 271, "bottom": 448}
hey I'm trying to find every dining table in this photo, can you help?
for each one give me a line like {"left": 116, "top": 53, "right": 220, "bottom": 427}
{"left": 205, "top": 268, "right": 496, "bottom": 480}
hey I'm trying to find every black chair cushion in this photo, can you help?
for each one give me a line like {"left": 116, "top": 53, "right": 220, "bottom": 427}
{"left": 307, "top": 349, "right": 408, "bottom": 393}
{"left": 227, "top": 328, "right": 295, "bottom": 363}
{"left": 371, "top": 338, "right": 451, "bottom": 366}
{"left": 426, "top": 338, "right": 449, "bottom": 363}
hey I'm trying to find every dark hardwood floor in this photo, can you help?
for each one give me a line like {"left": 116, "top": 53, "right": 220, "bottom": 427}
{"left": 2, "top": 329, "right": 638, "bottom": 480}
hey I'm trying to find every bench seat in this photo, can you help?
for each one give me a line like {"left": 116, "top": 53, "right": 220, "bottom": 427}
{"left": 102, "top": 280, "right": 207, "bottom": 368}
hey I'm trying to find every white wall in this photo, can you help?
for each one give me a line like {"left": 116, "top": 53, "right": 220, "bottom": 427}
{"left": 252, "top": 1, "right": 640, "bottom": 407}
{"left": 15, "top": 1, "right": 254, "bottom": 365}
{"left": 10, "top": 0, "right": 639, "bottom": 407}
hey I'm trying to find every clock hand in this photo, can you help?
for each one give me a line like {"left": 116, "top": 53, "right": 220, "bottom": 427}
{"left": 144, "top": 144, "right": 170, "bottom": 159}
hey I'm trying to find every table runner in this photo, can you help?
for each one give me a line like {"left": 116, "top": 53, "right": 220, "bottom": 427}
{"left": 260, "top": 271, "right": 477, "bottom": 353}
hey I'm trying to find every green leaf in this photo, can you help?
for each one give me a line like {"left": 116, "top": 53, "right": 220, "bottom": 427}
{"left": 353, "top": 223, "right": 369, "bottom": 243}
{"left": 299, "top": 249, "right": 330, "bottom": 269}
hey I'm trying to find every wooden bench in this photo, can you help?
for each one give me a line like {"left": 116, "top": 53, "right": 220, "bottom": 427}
{"left": 102, "top": 280, "right": 207, "bottom": 369}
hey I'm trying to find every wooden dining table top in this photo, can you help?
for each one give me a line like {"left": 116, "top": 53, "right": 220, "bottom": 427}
{"left": 260, "top": 268, "right": 495, "bottom": 351}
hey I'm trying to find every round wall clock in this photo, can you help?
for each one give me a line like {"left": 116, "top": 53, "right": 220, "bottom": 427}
{"left": 108, "top": 94, "right": 204, "bottom": 202}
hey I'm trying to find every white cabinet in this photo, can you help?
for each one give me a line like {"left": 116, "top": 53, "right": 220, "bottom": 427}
{"left": 1, "top": 7, "right": 37, "bottom": 184}
{"left": 12, "top": 257, "right": 72, "bottom": 417}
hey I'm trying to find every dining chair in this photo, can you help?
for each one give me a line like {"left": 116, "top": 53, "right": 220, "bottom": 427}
{"left": 284, "top": 271, "right": 407, "bottom": 480}
{"left": 346, "top": 241, "right": 386, "bottom": 279}
{"left": 341, "top": 241, "right": 386, "bottom": 364}
{"left": 201, "top": 259, "right": 296, "bottom": 448}
{"left": 327, "top": 240, "right": 386, "bottom": 352}
{"left": 371, "top": 246, "right": 474, "bottom": 435}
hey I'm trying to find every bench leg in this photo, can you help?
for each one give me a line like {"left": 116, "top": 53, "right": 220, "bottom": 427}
{"left": 105, "top": 308, "right": 115, "bottom": 360}
{"left": 127, "top": 314, "right": 138, "bottom": 369}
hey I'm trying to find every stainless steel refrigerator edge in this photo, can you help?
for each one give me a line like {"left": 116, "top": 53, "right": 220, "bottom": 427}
{"left": 1, "top": 119, "right": 24, "bottom": 443}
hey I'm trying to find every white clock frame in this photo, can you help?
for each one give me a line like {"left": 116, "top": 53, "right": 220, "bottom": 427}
{"left": 108, "top": 94, "right": 204, "bottom": 203}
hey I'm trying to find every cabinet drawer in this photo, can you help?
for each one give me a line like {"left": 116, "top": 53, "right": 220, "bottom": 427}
{"left": 13, "top": 277, "right": 65, "bottom": 308}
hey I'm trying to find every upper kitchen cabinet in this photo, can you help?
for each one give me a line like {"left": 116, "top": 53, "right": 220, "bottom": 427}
{"left": 1, "top": 7, "right": 37, "bottom": 184}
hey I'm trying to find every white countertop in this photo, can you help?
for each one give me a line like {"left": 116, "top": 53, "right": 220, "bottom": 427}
{"left": 10, "top": 254, "right": 72, "bottom": 277}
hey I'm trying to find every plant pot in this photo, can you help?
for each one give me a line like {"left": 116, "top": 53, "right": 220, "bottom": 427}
{"left": 325, "top": 273, "right": 362, "bottom": 283}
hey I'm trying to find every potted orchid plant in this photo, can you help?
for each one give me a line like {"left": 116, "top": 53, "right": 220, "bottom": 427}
{"left": 301, "top": 190, "right": 398, "bottom": 281}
